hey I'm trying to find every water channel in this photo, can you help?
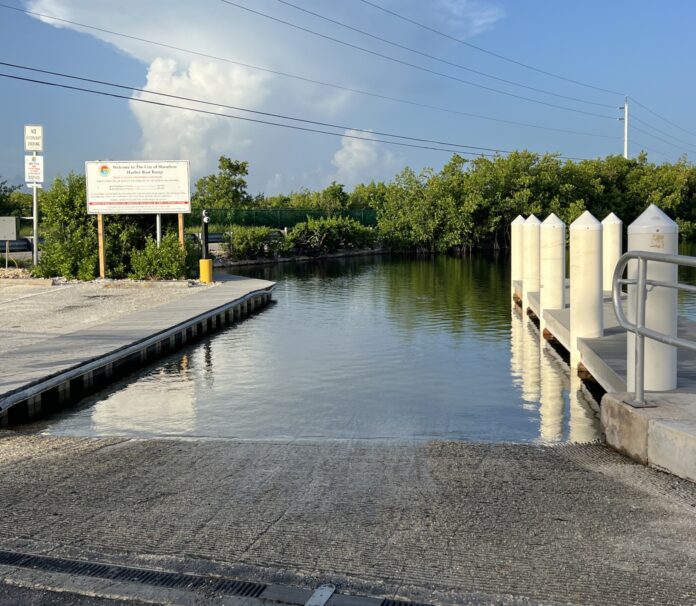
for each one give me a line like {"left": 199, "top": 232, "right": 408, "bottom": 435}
{"left": 22, "top": 254, "right": 611, "bottom": 443}
{"left": 19, "top": 244, "right": 696, "bottom": 442}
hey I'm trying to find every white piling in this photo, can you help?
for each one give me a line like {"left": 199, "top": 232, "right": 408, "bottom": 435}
{"left": 522, "top": 215, "right": 541, "bottom": 312}
{"left": 539, "top": 214, "right": 566, "bottom": 333}
{"left": 627, "top": 205, "right": 678, "bottom": 392}
{"left": 602, "top": 212, "right": 623, "bottom": 293}
{"left": 569, "top": 211, "right": 603, "bottom": 367}
{"left": 511, "top": 215, "right": 525, "bottom": 298}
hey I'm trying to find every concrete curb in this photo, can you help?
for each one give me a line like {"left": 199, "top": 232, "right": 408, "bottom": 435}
{"left": 601, "top": 392, "right": 696, "bottom": 482}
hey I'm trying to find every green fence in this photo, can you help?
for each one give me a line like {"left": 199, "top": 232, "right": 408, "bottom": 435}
{"left": 185, "top": 208, "right": 377, "bottom": 229}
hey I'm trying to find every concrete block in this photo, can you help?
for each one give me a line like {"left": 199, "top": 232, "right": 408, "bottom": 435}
{"left": 648, "top": 419, "right": 696, "bottom": 483}
{"left": 601, "top": 393, "right": 649, "bottom": 463}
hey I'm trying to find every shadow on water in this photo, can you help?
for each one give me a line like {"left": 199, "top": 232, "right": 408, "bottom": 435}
{"left": 22, "top": 254, "right": 600, "bottom": 443}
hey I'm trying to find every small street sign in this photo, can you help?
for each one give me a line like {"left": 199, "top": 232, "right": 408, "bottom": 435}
{"left": 24, "top": 124, "right": 43, "bottom": 152}
{"left": 25, "top": 154, "right": 44, "bottom": 184}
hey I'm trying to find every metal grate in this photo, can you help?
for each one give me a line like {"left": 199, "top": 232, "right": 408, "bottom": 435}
{"left": 0, "top": 549, "right": 266, "bottom": 598}
{"left": 381, "top": 600, "right": 432, "bottom": 606}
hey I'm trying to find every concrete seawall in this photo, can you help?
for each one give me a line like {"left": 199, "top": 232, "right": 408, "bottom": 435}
{"left": 0, "top": 276, "right": 275, "bottom": 425}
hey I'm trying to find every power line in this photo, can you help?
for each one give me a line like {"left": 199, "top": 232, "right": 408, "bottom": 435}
{"left": 630, "top": 137, "right": 671, "bottom": 161}
{"left": 631, "top": 113, "right": 696, "bottom": 151}
{"left": 0, "top": 71, "right": 497, "bottom": 155}
{"left": 630, "top": 124, "right": 695, "bottom": 155}
{"left": 0, "top": 61, "right": 512, "bottom": 154}
{"left": 219, "top": 0, "right": 617, "bottom": 120}
{"left": 630, "top": 96, "right": 696, "bottom": 139}
{"left": 0, "top": 71, "right": 593, "bottom": 160}
{"left": 355, "top": 0, "right": 625, "bottom": 97}
{"left": 0, "top": 3, "right": 618, "bottom": 140}
{"left": 272, "top": 0, "right": 615, "bottom": 109}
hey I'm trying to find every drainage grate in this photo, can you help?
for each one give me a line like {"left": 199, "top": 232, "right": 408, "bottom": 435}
{"left": 0, "top": 550, "right": 266, "bottom": 598}
{"left": 381, "top": 600, "right": 431, "bottom": 606}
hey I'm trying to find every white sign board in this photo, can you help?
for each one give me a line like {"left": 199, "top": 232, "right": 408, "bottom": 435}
{"left": 25, "top": 155, "right": 44, "bottom": 183}
{"left": 85, "top": 161, "right": 191, "bottom": 214}
{"left": 24, "top": 125, "right": 43, "bottom": 152}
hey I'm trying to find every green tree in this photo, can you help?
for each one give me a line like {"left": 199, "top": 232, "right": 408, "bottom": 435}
{"left": 193, "top": 156, "right": 251, "bottom": 209}
{"left": 35, "top": 173, "right": 99, "bottom": 280}
{"left": 0, "top": 177, "right": 20, "bottom": 216}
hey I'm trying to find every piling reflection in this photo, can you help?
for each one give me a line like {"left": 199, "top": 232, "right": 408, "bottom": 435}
{"left": 520, "top": 313, "right": 541, "bottom": 408}
{"left": 510, "top": 303, "right": 601, "bottom": 444}
{"left": 538, "top": 345, "right": 566, "bottom": 443}
{"left": 510, "top": 307, "right": 524, "bottom": 388}
{"left": 568, "top": 375, "right": 602, "bottom": 443}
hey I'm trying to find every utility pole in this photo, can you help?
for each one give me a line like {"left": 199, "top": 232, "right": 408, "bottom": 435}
{"left": 623, "top": 96, "right": 629, "bottom": 159}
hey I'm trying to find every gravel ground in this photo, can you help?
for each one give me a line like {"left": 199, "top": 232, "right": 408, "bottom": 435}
{"left": 0, "top": 436, "right": 694, "bottom": 605}
{"left": 0, "top": 281, "right": 205, "bottom": 354}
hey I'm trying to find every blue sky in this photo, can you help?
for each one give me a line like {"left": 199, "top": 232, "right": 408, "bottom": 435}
{"left": 1, "top": 1, "right": 695, "bottom": 195}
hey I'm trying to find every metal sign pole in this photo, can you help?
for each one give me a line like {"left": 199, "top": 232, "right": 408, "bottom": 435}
{"left": 97, "top": 214, "right": 106, "bottom": 279}
{"left": 156, "top": 214, "right": 162, "bottom": 247}
{"left": 32, "top": 182, "right": 38, "bottom": 265}
{"left": 24, "top": 126, "right": 44, "bottom": 267}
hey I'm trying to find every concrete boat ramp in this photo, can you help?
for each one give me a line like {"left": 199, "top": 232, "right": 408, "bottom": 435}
{"left": 515, "top": 280, "right": 696, "bottom": 483}
{"left": 0, "top": 276, "right": 275, "bottom": 425}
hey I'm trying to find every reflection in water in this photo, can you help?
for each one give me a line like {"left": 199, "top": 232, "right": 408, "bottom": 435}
{"left": 520, "top": 311, "right": 540, "bottom": 408}
{"left": 539, "top": 345, "right": 567, "bottom": 443}
{"left": 28, "top": 255, "right": 601, "bottom": 443}
{"left": 90, "top": 354, "right": 196, "bottom": 436}
{"left": 568, "top": 375, "right": 602, "bottom": 443}
{"left": 510, "top": 304, "right": 600, "bottom": 444}
{"left": 510, "top": 308, "right": 524, "bottom": 388}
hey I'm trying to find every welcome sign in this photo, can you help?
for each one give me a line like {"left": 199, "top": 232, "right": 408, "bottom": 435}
{"left": 85, "top": 160, "right": 191, "bottom": 215}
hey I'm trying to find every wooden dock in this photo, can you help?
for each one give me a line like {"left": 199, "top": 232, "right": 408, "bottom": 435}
{"left": 0, "top": 276, "right": 275, "bottom": 425}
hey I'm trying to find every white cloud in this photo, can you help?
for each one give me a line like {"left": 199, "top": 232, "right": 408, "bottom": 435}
{"left": 331, "top": 130, "right": 404, "bottom": 187}
{"left": 436, "top": 0, "right": 504, "bottom": 37}
{"left": 24, "top": 0, "right": 503, "bottom": 190}
{"left": 129, "top": 58, "right": 270, "bottom": 174}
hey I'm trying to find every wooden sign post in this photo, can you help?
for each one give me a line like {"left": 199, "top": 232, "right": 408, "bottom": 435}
{"left": 97, "top": 213, "right": 106, "bottom": 279}
{"left": 178, "top": 213, "right": 185, "bottom": 249}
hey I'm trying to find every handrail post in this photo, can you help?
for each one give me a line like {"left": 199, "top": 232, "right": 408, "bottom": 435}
{"left": 633, "top": 258, "right": 648, "bottom": 405}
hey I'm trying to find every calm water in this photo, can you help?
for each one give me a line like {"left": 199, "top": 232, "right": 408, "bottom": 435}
{"left": 25, "top": 254, "right": 607, "bottom": 443}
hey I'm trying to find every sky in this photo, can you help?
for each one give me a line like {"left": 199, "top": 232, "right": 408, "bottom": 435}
{"left": 1, "top": 0, "right": 696, "bottom": 196}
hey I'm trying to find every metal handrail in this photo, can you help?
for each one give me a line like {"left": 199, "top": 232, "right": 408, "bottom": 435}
{"left": 612, "top": 250, "right": 696, "bottom": 406}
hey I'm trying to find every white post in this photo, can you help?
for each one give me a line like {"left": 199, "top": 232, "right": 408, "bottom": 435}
{"left": 32, "top": 184, "right": 39, "bottom": 265}
{"left": 522, "top": 215, "right": 541, "bottom": 312}
{"left": 511, "top": 215, "right": 525, "bottom": 298}
{"left": 569, "top": 211, "right": 603, "bottom": 368}
{"left": 602, "top": 213, "right": 623, "bottom": 294}
{"left": 627, "top": 204, "right": 678, "bottom": 391}
{"left": 540, "top": 213, "right": 566, "bottom": 333}
{"left": 156, "top": 214, "right": 162, "bottom": 247}
{"left": 623, "top": 97, "right": 629, "bottom": 159}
